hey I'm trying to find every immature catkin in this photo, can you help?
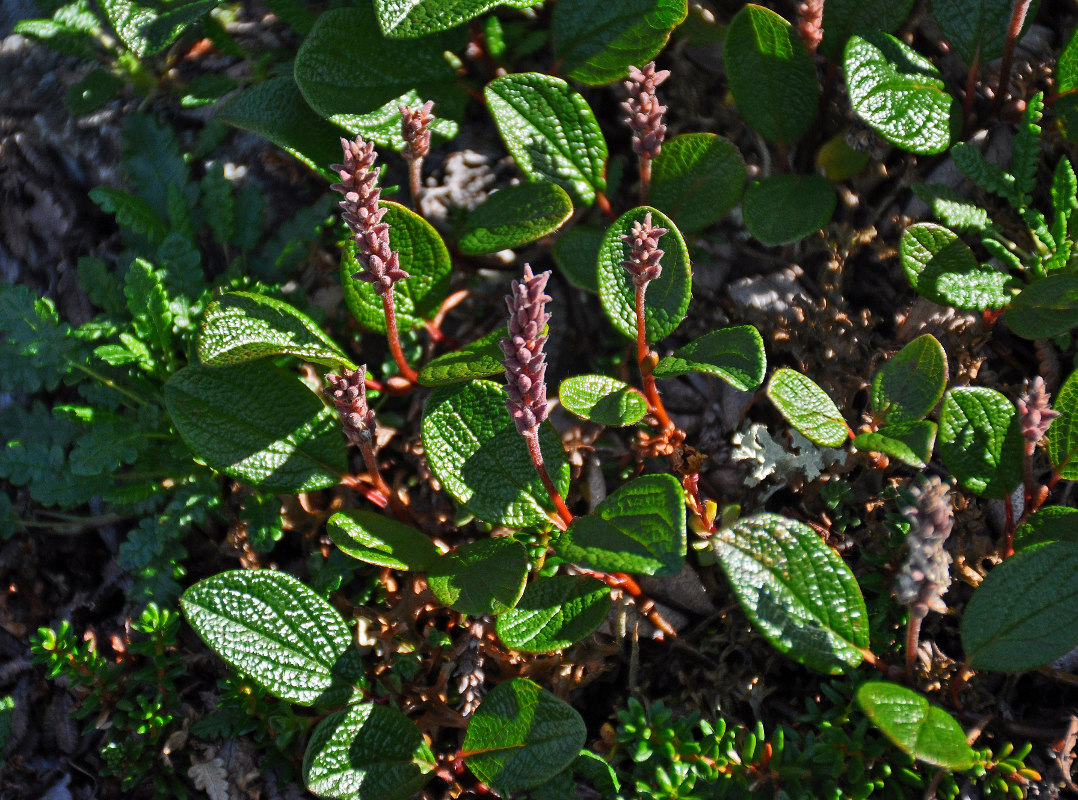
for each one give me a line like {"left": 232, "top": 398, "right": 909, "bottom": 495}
{"left": 796, "top": 0, "right": 824, "bottom": 55}
{"left": 325, "top": 367, "right": 376, "bottom": 447}
{"left": 896, "top": 476, "right": 954, "bottom": 616}
{"left": 1017, "top": 376, "right": 1059, "bottom": 455}
{"left": 622, "top": 62, "right": 669, "bottom": 159}
{"left": 500, "top": 264, "right": 552, "bottom": 435}
{"left": 620, "top": 212, "right": 667, "bottom": 286}
{"left": 400, "top": 101, "right": 435, "bottom": 162}
{"left": 330, "top": 136, "right": 409, "bottom": 294}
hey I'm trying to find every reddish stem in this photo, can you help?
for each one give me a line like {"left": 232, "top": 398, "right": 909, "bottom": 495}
{"left": 575, "top": 566, "right": 678, "bottom": 638}
{"left": 407, "top": 157, "right": 424, "bottom": 213}
{"left": 635, "top": 282, "right": 674, "bottom": 433}
{"left": 905, "top": 605, "right": 927, "bottom": 681}
{"left": 524, "top": 428, "right": 573, "bottom": 529}
{"left": 962, "top": 51, "right": 981, "bottom": 123}
{"left": 595, "top": 190, "right": 616, "bottom": 221}
{"left": 381, "top": 288, "right": 419, "bottom": 384}
{"left": 639, "top": 153, "right": 652, "bottom": 205}
{"left": 994, "top": 0, "right": 1033, "bottom": 115}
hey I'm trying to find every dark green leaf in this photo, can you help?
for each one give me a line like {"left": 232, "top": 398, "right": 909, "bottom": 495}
{"left": 552, "top": 474, "right": 686, "bottom": 576}
{"left": 900, "top": 223, "right": 1016, "bottom": 310}
{"left": 652, "top": 326, "right": 766, "bottom": 392}
{"left": 418, "top": 326, "right": 510, "bottom": 387}
{"left": 89, "top": 187, "right": 168, "bottom": 245}
{"left": 421, "top": 380, "right": 570, "bottom": 529}
{"left": 1058, "top": 26, "right": 1078, "bottom": 142}
{"left": 743, "top": 175, "right": 836, "bottom": 246}
{"left": 0, "top": 283, "right": 79, "bottom": 394}
{"left": 856, "top": 682, "right": 974, "bottom": 770}
{"left": 1047, "top": 369, "right": 1078, "bottom": 478}
{"left": 121, "top": 114, "right": 189, "bottom": 221}
{"left": 558, "top": 375, "right": 648, "bottom": 427}
{"left": 1051, "top": 157, "right": 1076, "bottom": 245}
{"left": 724, "top": 4, "right": 818, "bottom": 145}
{"left": 818, "top": 0, "right": 914, "bottom": 61}
{"left": 463, "top": 678, "right": 586, "bottom": 794}
{"left": 930, "top": 0, "right": 1034, "bottom": 65}
{"left": 1006, "top": 275, "right": 1078, "bottom": 339}
{"left": 329, "top": 88, "right": 462, "bottom": 154}
{"left": 164, "top": 362, "right": 347, "bottom": 492}
{"left": 852, "top": 421, "right": 937, "bottom": 469}
{"left": 598, "top": 206, "right": 690, "bottom": 342}
{"left": 961, "top": 541, "right": 1078, "bottom": 671}
{"left": 871, "top": 334, "right": 948, "bottom": 424}
{"left": 938, "top": 387, "right": 1024, "bottom": 498}
{"left": 327, "top": 510, "right": 441, "bottom": 571}
{"left": 65, "top": 69, "right": 123, "bottom": 115}
{"left": 198, "top": 291, "right": 355, "bottom": 369}
{"left": 950, "top": 142, "right": 1021, "bottom": 208}
{"left": 303, "top": 703, "right": 436, "bottom": 800}
{"left": 710, "top": 513, "right": 870, "bottom": 673}
{"left": 124, "top": 258, "right": 173, "bottom": 372}
{"left": 497, "top": 576, "right": 610, "bottom": 652}
{"left": 766, "top": 368, "right": 850, "bottom": 447}
{"left": 427, "top": 538, "right": 529, "bottom": 615}
{"left": 845, "top": 32, "right": 957, "bottom": 155}
{"left": 486, "top": 73, "right": 607, "bottom": 205}
{"left": 551, "top": 0, "right": 688, "bottom": 86}
{"left": 181, "top": 570, "right": 354, "bottom": 705}
{"left": 342, "top": 201, "right": 452, "bottom": 333}
{"left": 1011, "top": 92, "right": 1044, "bottom": 207}
{"left": 373, "top": 0, "right": 538, "bottom": 38}
{"left": 649, "top": 133, "right": 745, "bottom": 233}
{"left": 458, "top": 182, "right": 573, "bottom": 255}
{"left": 100, "top": 0, "right": 218, "bottom": 58}
{"left": 551, "top": 226, "right": 603, "bottom": 293}
{"left": 1012, "top": 507, "right": 1078, "bottom": 552}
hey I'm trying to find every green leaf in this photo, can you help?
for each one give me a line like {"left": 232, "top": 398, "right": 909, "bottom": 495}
{"left": 342, "top": 201, "right": 452, "bottom": 334}
{"left": 551, "top": 0, "right": 688, "bottom": 86}
{"left": 871, "top": 334, "right": 948, "bottom": 424}
{"left": 100, "top": 0, "right": 219, "bottom": 58}
{"left": 65, "top": 68, "right": 123, "bottom": 116}
{"left": 164, "top": 361, "right": 347, "bottom": 492}
{"left": 766, "top": 368, "right": 849, "bottom": 447}
{"left": 1006, "top": 275, "right": 1078, "bottom": 339}
{"left": 427, "top": 538, "right": 529, "bottom": 615}
{"left": 217, "top": 77, "right": 344, "bottom": 174}
{"left": 961, "top": 541, "right": 1078, "bottom": 671}
{"left": 558, "top": 375, "right": 648, "bottom": 427}
{"left": 294, "top": 7, "right": 458, "bottom": 120}
{"left": 121, "top": 114, "right": 190, "bottom": 222}
{"left": 69, "top": 421, "right": 147, "bottom": 476}
{"left": 938, "top": 387, "right": 1024, "bottom": 498}
{"left": 852, "top": 421, "right": 938, "bottom": 469}
{"left": 327, "top": 510, "right": 440, "bottom": 571}
{"left": 458, "top": 182, "right": 573, "bottom": 255}
{"left": 125, "top": 258, "right": 173, "bottom": 370}
{"left": 198, "top": 291, "right": 354, "bottom": 369}
{"left": 373, "top": 0, "right": 537, "bottom": 38}
{"left": 950, "top": 142, "right": 1021, "bottom": 208}
{"left": 552, "top": 474, "right": 686, "bottom": 576}
{"left": 1058, "top": 26, "right": 1078, "bottom": 142}
{"left": 912, "top": 183, "right": 998, "bottom": 235}
{"left": 724, "top": 4, "right": 818, "bottom": 146}
{"left": 551, "top": 226, "right": 604, "bottom": 293}
{"left": 845, "top": 32, "right": 957, "bottom": 155}
{"left": 181, "top": 570, "right": 355, "bottom": 705}
{"left": 710, "top": 513, "right": 869, "bottom": 673}
{"left": 1047, "top": 369, "right": 1078, "bottom": 478}
{"left": 14, "top": 15, "right": 102, "bottom": 60}
{"left": 463, "top": 678, "right": 586, "bottom": 795}
{"left": 303, "top": 703, "right": 435, "bottom": 800}
{"left": 652, "top": 326, "right": 766, "bottom": 392}
{"left": 486, "top": 73, "right": 607, "bottom": 206}
{"left": 0, "top": 283, "right": 79, "bottom": 394}
{"left": 856, "top": 682, "right": 974, "bottom": 770}
{"left": 1051, "top": 157, "right": 1077, "bottom": 245}
{"left": 328, "top": 88, "right": 462, "bottom": 154}
{"left": 89, "top": 187, "right": 168, "bottom": 245}
{"left": 900, "top": 223, "right": 1016, "bottom": 310}
{"left": 1012, "top": 507, "right": 1078, "bottom": 552}
{"left": 496, "top": 576, "right": 610, "bottom": 652}
{"left": 421, "top": 380, "right": 570, "bottom": 529}
{"left": 742, "top": 175, "right": 836, "bottom": 246}
{"left": 1011, "top": 92, "right": 1044, "bottom": 207}
{"left": 418, "top": 326, "right": 510, "bottom": 387}
{"left": 818, "top": 0, "right": 914, "bottom": 61}
{"left": 598, "top": 206, "right": 690, "bottom": 342}
{"left": 930, "top": 0, "right": 1032, "bottom": 66}
{"left": 649, "top": 133, "right": 745, "bottom": 233}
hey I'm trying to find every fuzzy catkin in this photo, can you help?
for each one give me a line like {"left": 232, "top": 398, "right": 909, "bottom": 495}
{"left": 896, "top": 476, "right": 954, "bottom": 616}
{"left": 400, "top": 101, "right": 434, "bottom": 162}
{"left": 621, "top": 212, "right": 667, "bottom": 286}
{"left": 622, "top": 62, "right": 669, "bottom": 159}
{"left": 500, "top": 264, "right": 552, "bottom": 435}
{"left": 325, "top": 367, "right": 376, "bottom": 447}
{"left": 1017, "top": 376, "right": 1059, "bottom": 454}
{"left": 796, "top": 0, "right": 824, "bottom": 55}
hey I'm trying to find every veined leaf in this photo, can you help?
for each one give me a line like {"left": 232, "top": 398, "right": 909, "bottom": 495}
{"left": 818, "top": 0, "right": 914, "bottom": 61}
{"left": 328, "top": 88, "right": 462, "bottom": 154}
{"left": 497, "top": 576, "right": 610, "bottom": 652}
{"left": 856, "top": 682, "right": 974, "bottom": 770}
{"left": 930, "top": 0, "right": 1035, "bottom": 66}
{"left": 1047, "top": 368, "right": 1078, "bottom": 478}
{"left": 871, "top": 334, "right": 947, "bottom": 424}
{"left": 912, "top": 183, "right": 998, "bottom": 235}
{"left": 767, "top": 368, "right": 850, "bottom": 447}
{"left": 458, "top": 182, "right": 573, "bottom": 255}
{"left": 1012, "top": 507, "right": 1078, "bottom": 552}
{"left": 938, "top": 387, "right": 1023, "bottom": 498}
{"left": 852, "top": 421, "right": 937, "bottom": 469}
{"left": 100, "top": 0, "right": 219, "bottom": 58}
{"left": 652, "top": 326, "right": 766, "bottom": 392}
{"left": 0, "top": 283, "right": 80, "bottom": 394}
{"left": 649, "top": 133, "right": 746, "bottom": 233}
{"left": 743, "top": 175, "right": 836, "bottom": 246}
{"left": 1006, "top": 275, "right": 1078, "bottom": 339}
{"left": 427, "top": 538, "right": 529, "bottom": 616}
{"left": 1058, "top": 26, "right": 1078, "bottom": 142}
{"left": 551, "top": 226, "right": 603, "bottom": 293}
{"left": 900, "top": 223, "right": 1016, "bottom": 310}
{"left": 558, "top": 375, "right": 648, "bottom": 427}
{"left": 418, "top": 326, "right": 511, "bottom": 387}
{"left": 327, "top": 510, "right": 440, "bottom": 571}
{"left": 373, "top": 0, "right": 538, "bottom": 38}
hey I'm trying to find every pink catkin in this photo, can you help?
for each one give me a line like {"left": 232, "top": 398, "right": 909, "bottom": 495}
{"left": 325, "top": 367, "right": 376, "bottom": 447}
{"left": 620, "top": 212, "right": 667, "bottom": 286}
{"left": 400, "top": 101, "right": 435, "bottom": 162}
{"left": 622, "top": 62, "right": 669, "bottom": 160}
{"left": 1017, "top": 376, "right": 1059, "bottom": 454}
{"left": 500, "top": 264, "right": 552, "bottom": 435}
{"left": 796, "top": 0, "right": 824, "bottom": 56}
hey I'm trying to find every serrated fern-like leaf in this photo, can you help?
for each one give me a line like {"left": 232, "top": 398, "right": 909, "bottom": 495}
{"left": 1010, "top": 92, "right": 1044, "bottom": 208}
{"left": 0, "top": 283, "right": 83, "bottom": 394}
{"left": 950, "top": 143, "right": 1020, "bottom": 208}
{"left": 912, "top": 183, "right": 997, "bottom": 235}
{"left": 121, "top": 113, "right": 189, "bottom": 220}
{"left": 981, "top": 237, "right": 1024, "bottom": 273}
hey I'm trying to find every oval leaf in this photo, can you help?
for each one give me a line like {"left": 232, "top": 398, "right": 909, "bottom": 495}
{"left": 938, "top": 387, "right": 1024, "bottom": 498}
{"left": 559, "top": 375, "right": 648, "bottom": 427}
{"left": 856, "top": 682, "right": 974, "bottom": 770}
{"left": 374, "top": 0, "right": 537, "bottom": 38}
{"left": 552, "top": 474, "right": 686, "bottom": 576}
{"left": 1006, "top": 274, "right": 1078, "bottom": 339}
{"left": 463, "top": 678, "right": 586, "bottom": 794}
{"left": 198, "top": 291, "right": 354, "bottom": 369}
{"left": 961, "top": 541, "right": 1078, "bottom": 671}
{"left": 743, "top": 174, "right": 836, "bottom": 246}
{"left": 724, "top": 4, "right": 818, "bottom": 146}
{"left": 1012, "top": 506, "right": 1078, "bottom": 552}
{"left": 485, "top": 73, "right": 607, "bottom": 206}
{"left": 164, "top": 362, "right": 347, "bottom": 492}
{"left": 418, "top": 326, "right": 510, "bottom": 387}
{"left": 900, "top": 223, "right": 1015, "bottom": 310}
{"left": 710, "top": 513, "right": 869, "bottom": 673}
{"left": 766, "top": 368, "right": 850, "bottom": 447}
{"left": 1047, "top": 368, "right": 1078, "bottom": 478}
{"left": 551, "top": 226, "right": 603, "bottom": 294}
{"left": 819, "top": 0, "right": 915, "bottom": 61}
{"left": 931, "top": 0, "right": 1035, "bottom": 65}
{"left": 871, "top": 333, "right": 948, "bottom": 424}
{"left": 303, "top": 703, "right": 436, "bottom": 800}
{"left": 496, "top": 576, "right": 611, "bottom": 652}
{"left": 327, "top": 510, "right": 440, "bottom": 571}
{"left": 342, "top": 200, "right": 452, "bottom": 334}
{"left": 421, "top": 380, "right": 570, "bottom": 529}
{"left": 181, "top": 570, "right": 353, "bottom": 705}
{"left": 852, "top": 420, "right": 938, "bottom": 469}
{"left": 458, "top": 182, "right": 573, "bottom": 255}
{"left": 652, "top": 325, "right": 766, "bottom": 392}
{"left": 551, "top": 0, "right": 688, "bottom": 86}
{"left": 427, "top": 538, "right": 529, "bottom": 616}
{"left": 328, "top": 88, "right": 461, "bottom": 153}
{"left": 845, "top": 32, "right": 957, "bottom": 155}
{"left": 649, "top": 133, "right": 746, "bottom": 233}
{"left": 598, "top": 206, "right": 691, "bottom": 342}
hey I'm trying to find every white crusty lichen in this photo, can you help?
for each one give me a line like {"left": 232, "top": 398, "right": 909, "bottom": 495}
{"left": 731, "top": 422, "right": 846, "bottom": 498}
